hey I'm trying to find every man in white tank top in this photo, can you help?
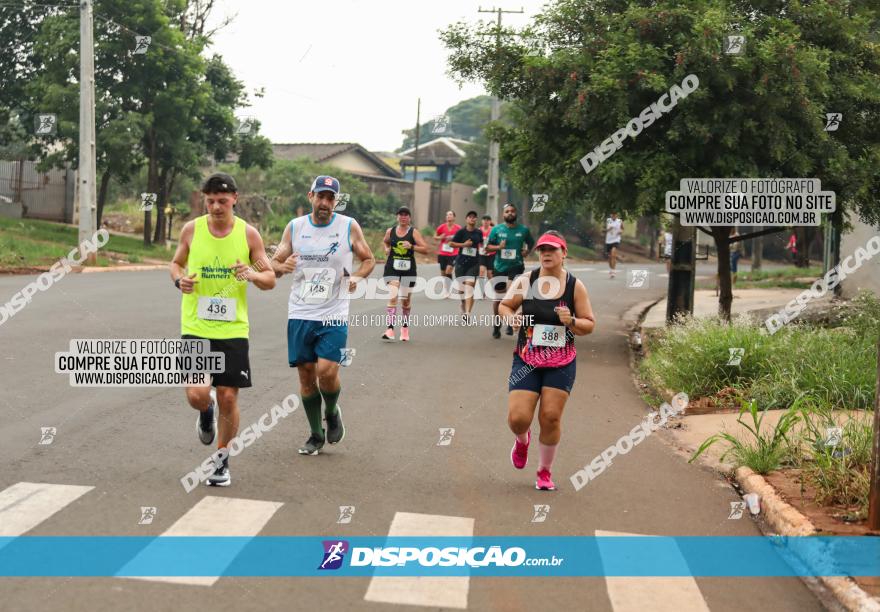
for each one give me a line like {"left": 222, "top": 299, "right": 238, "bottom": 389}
{"left": 271, "top": 176, "right": 375, "bottom": 456}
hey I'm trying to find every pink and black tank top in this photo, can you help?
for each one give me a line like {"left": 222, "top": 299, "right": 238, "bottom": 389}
{"left": 515, "top": 268, "right": 577, "bottom": 368}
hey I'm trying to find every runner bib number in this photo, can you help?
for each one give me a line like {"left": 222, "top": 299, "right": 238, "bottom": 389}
{"left": 299, "top": 277, "right": 333, "bottom": 304}
{"left": 501, "top": 249, "right": 517, "bottom": 260}
{"left": 393, "top": 259, "right": 411, "bottom": 271}
{"left": 479, "top": 246, "right": 486, "bottom": 255}
{"left": 197, "top": 297, "right": 236, "bottom": 322}
{"left": 532, "top": 324, "right": 565, "bottom": 348}
{"left": 441, "top": 242, "right": 454, "bottom": 254}
{"left": 461, "top": 247, "right": 477, "bottom": 257}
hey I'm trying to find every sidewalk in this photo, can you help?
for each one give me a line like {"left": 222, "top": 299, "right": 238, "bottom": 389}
{"left": 641, "top": 287, "right": 833, "bottom": 330}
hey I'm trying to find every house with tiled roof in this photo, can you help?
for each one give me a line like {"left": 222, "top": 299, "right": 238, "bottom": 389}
{"left": 272, "top": 143, "right": 403, "bottom": 180}
{"left": 398, "top": 137, "right": 471, "bottom": 183}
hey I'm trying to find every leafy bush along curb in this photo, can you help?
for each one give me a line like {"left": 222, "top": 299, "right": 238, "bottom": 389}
{"left": 689, "top": 400, "right": 800, "bottom": 474}
{"left": 639, "top": 292, "right": 879, "bottom": 411}
{"left": 690, "top": 399, "right": 874, "bottom": 519}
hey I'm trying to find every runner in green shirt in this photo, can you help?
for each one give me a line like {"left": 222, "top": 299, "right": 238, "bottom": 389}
{"left": 486, "top": 204, "right": 535, "bottom": 338}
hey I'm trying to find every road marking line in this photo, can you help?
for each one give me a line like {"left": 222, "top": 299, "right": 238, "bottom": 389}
{"left": 0, "top": 482, "right": 93, "bottom": 537}
{"left": 364, "top": 512, "right": 474, "bottom": 609}
{"left": 120, "top": 495, "right": 282, "bottom": 586}
{"left": 596, "top": 530, "right": 710, "bottom": 612}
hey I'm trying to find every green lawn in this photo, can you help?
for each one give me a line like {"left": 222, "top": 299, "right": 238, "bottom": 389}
{"left": 0, "top": 217, "right": 170, "bottom": 268}
{"left": 696, "top": 266, "right": 822, "bottom": 290}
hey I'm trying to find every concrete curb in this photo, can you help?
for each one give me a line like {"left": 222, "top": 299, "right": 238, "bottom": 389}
{"left": 622, "top": 298, "right": 662, "bottom": 329}
{"left": 735, "top": 467, "right": 880, "bottom": 612}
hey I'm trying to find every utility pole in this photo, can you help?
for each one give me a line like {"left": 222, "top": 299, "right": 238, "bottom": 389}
{"left": 413, "top": 98, "right": 420, "bottom": 185}
{"left": 78, "top": 0, "right": 97, "bottom": 264}
{"left": 478, "top": 6, "right": 523, "bottom": 222}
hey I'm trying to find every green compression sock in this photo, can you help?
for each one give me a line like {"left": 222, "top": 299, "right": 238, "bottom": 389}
{"left": 302, "top": 392, "right": 324, "bottom": 437}
{"left": 321, "top": 387, "right": 341, "bottom": 418}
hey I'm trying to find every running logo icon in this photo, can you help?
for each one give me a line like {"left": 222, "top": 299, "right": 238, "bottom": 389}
{"left": 728, "top": 501, "right": 746, "bottom": 520}
{"left": 437, "top": 428, "right": 455, "bottom": 446}
{"left": 531, "top": 504, "right": 550, "bottom": 523}
{"left": 133, "top": 36, "right": 151, "bottom": 54}
{"left": 723, "top": 34, "right": 745, "bottom": 55}
{"left": 334, "top": 193, "right": 350, "bottom": 212}
{"left": 140, "top": 192, "right": 157, "bottom": 212}
{"left": 431, "top": 114, "right": 450, "bottom": 134}
{"left": 727, "top": 348, "right": 745, "bottom": 366}
{"left": 340, "top": 348, "right": 356, "bottom": 367}
{"left": 336, "top": 506, "right": 355, "bottom": 524}
{"left": 318, "top": 540, "right": 349, "bottom": 570}
{"left": 824, "top": 427, "right": 843, "bottom": 448}
{"left": 236, "top": 117, "right": 255, "bottom": 135}
{"left": 35, "top": 114, "right": 57, "bottom": 135}
{"left": 626, "top": 269, "right": 649, "bottom": 289}
{"left": 39, "top": 427, "right": 57, "bottom": 445}
{"left": 824, "top": 113, "right": 842, "bottom": 132}
{"left": 530, "top": 194, "right": 548, "bottom": 213}
{"left": 138, "top": 506, "right": 157, "bottom": 525}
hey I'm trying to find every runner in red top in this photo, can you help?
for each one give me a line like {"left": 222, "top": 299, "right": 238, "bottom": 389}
{"left": 433, "top": 210, "right": 461, "bottom": 291}
{"left": 479, "top": 214, "right": 494, "bottom": 280}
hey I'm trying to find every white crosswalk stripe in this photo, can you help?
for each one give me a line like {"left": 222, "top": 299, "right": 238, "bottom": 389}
{"left": 0, "top": 482, "right": 93, "bottom": 537}
{"left": 595, "top": 530, "right": 710, "bottom": 612}
{"left": 119, "top": 495, "right": 283, "bottom": 586}
{"left": 364, "top": 512, "right": 475, "bottom": 609}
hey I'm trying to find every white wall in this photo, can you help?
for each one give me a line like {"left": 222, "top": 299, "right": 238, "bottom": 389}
{"left": 839, "top": 219, "right": 880, "bottom": 298}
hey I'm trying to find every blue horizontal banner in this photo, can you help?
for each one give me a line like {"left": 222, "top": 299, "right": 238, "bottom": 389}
{"left": 0, "top": 536, "right": 876, "bottom": 577}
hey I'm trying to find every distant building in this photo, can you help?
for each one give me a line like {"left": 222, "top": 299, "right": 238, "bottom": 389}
{"left": 271, "top": 142, "right": 413, "bottom": 203}
{"left": 399, "top": 137, "right": 471, "bottom": 183}
{"left": 272, "top": 142, "right": 402, "bottom": 180}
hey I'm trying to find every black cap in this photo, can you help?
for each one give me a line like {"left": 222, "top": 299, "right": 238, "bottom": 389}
{"left": 396, "top": 206, "right": 412, "bottom": 215}
{"left": 202, "top": 172, "right": 237, "bottom": 194}
{"left": 466, "top": 210, "right": 478, "bottom": 218}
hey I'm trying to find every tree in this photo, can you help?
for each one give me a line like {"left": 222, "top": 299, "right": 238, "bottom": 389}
{"left": 442, "top": 0, "right": 880, "bottom": 320}
{"left": 9, "top": 0, "right": 261, "bottom": 244}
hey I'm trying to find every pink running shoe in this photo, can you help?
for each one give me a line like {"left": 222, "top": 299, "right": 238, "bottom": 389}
{"left": 510, "top": 430, "right": 530, "bottom": 469}
{"left": 535, "top": 468, "right": 556, "bottom": 491}
{"left": 381, "top": 328, "right": 395, "bottom": 341}
{"left": 400, "top": 327, "right": 410, "bottom": 342}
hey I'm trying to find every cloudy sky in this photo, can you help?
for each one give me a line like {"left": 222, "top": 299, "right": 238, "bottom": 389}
{"left": 207, "top": 0, "right": 547, "bottom": 152}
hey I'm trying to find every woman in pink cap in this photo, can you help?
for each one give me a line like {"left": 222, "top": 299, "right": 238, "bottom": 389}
{"left": 498, "top": 230, "right": 595, "bottom": 490}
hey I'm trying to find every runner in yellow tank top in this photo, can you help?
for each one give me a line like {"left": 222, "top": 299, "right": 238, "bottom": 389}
{"left": 170, "top": 173, "right": 276, "bottom": 487}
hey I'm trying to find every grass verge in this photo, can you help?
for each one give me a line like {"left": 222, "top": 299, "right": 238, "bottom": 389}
{"left": 0, "top": 217, "right": 169, "bottom": 268}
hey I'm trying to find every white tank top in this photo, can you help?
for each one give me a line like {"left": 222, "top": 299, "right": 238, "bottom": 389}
{"left": 287, "top": 213, "right": 354, "bottom": 321}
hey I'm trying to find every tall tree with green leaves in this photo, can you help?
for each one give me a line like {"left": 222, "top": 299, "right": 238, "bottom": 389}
{"left": 442, "top": 0, "right": 880, "bottom": 319}
{"left": 8, "top": 0, "right": 268, "bottom": 244}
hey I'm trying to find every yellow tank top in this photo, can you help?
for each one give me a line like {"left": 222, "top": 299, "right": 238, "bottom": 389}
{"left": 181, "top": 215, "right": 250, "bottom": 339}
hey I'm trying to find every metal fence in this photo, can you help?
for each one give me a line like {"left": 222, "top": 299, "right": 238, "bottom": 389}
{"left": 0, "top": 160, "right": 75, "bottom": 222}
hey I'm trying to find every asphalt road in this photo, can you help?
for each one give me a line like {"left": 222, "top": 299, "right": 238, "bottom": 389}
{"left": 0, "top": 260, "right": 829, "bottom": 611}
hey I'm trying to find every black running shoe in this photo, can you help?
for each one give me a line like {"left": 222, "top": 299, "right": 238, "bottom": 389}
{"left": 196, "top": 394, "right": 216, "bottom": 446}
{"left": 505, "top": 325, "right": 514, "bottom": 336}
{"left": 298, "top": 430, "right": 326, "bottom": 455}
{"left": 326, "top": 406, "right": 345, "bottom": 444}
{"left": 492, "top": 326, "right": 501, "bottom": 339}
{"left": 206, "top": 460, "right": 231, "bottom": 487}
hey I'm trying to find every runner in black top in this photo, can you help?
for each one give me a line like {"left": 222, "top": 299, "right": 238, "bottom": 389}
{"left": 448, "top": 210, "right": 483, "bottom": 321}
{"left": 381, "top": 206, "right": 428, "bottom": 342}
{"left": 498, "top": 230, "right": 595, "bottom": 491}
